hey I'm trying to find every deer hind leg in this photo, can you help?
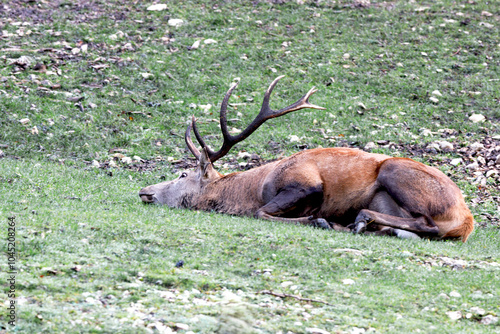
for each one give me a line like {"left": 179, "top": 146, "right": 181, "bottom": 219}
{"left": 256, "top": 184, "right": 349, "bottom": 231}
{"left": 352, "top": 191, "right": 439, "bottom": 239}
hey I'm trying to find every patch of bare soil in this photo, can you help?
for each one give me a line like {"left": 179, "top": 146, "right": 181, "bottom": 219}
{"left": 0, "top": 0, "right": 130, "bottom": 24}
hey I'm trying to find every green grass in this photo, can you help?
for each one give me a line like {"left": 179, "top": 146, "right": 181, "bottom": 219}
{"left": 1, "top": 0, "right": 499, "bottom": 333}
{"left": 1, "top": 158, "right": 500, "bottom": 333}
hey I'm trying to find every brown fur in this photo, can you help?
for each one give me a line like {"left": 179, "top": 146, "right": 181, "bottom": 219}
{"left": 140, "top": 147, "right": 474, "bottom": 242}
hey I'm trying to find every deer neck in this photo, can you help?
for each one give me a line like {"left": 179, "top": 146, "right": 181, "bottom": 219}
{"left": 192, "top": 165, "right": 272, "bottom": 216}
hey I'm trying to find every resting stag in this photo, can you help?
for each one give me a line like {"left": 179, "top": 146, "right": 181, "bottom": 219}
{"left": 139, "top": 77, "right": 474, "bottom": 242}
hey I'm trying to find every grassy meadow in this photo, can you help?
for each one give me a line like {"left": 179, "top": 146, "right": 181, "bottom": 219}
{"left": 0, "top": 0, "right": 499, "bottom": 333}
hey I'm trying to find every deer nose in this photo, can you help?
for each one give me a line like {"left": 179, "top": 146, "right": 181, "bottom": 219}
{"left": 139, "top": 189, "right": 155, "bottom": 203}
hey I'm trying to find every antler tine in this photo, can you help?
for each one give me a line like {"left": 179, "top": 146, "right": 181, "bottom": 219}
{"left": 219, "top": 81, "right": 240, "bottom": 145}
{"left": 201, "top": 76, "right": 325, "bottom": 163}
{"left": 229, "top": 76, "right": 325, "bottom": 143}
{"left": 186, "top": 82, "right": 240, "bottom": 162}
{"left": 192, "top": 117, "right": 208, "bottom": 153}
{"left": 185, "top": 116, "right": 201, "bottom": 160}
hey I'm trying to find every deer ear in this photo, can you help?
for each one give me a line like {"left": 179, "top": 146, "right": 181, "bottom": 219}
{"left": 199, "top": 147, "right": 217, "bottom": 179}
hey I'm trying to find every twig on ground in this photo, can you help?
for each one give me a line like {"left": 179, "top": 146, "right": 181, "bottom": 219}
{"left": 257, "top": 290, "right": 332, "bottom": 305}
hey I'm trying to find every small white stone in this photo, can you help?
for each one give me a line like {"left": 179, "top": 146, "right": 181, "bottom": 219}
{"left": 438, "top": 141, "right": 454, "bottom": 151}
{"left": 168, "top": 19, "right": 184, "bottom": 27}
{"left": 204, "top": 39, "right": 217, "bottom": 44}
{"left": 427, "top": 143, "right": 440, "bottom": 151}
{"left": 466, "top": 162, "right": 479, "bottom": 170}
{"left": 147, "top": 4, "right": 168, "bottom": 11}
{"left": 449, "top": 291, "right": 461, "bottom": 298}
{"left": 281, "top": 281, "right": 294, "bottom": 288}
{"left": 237, "top": 151, "right": 252, "bottom": 160}
{"left": 486, "top": 170, "right": 498, "bottom": 178}
{"left": 429, "top": 96, "right": 439, "bottom": 103}
{"left": 470, "top": 307, "right": 485, "bottom": 315}
{"left": 450, "top": 158, "right": 462, "bottom": 166}
{"left": 176, "top": 323, "right": 190, "bottom": 330}
{"left": 469, "top": 114, "right": 485, "bottom": 123}
{"left": 199, "top": 104, "right": 212, "bottom": 112}
{"left": 479, "top": 22, "right": 494, "bottom": 29}
{"left": 342, "top": 278, "right": 355, "bottom": 285}
{"left": 190, "top": 40, "right": 201, "bottom": 49}
{"left": 421, "top": 129, "right": 433, "bottom": 136}
{"left": 446, "top": 311, "right": 462, "bottom": 321}
{"left": 20, "top": 118, "right": 30, "bottom": 125}
{"left": 306, "top": 328, "right": 331, "bottom": 334}
{"left": 470, "top": 142, "right": 484, "bottom": 151}
{"left": 364, "top": 142, "right": 376, "bottom": 150}
{"left": 481, "top": 315, "right": 498, "bottom": 325}
{"left": 432, "top": 90, "right": 443, "bottom": 97}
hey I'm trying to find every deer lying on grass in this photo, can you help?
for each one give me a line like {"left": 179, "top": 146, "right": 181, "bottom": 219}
{"left": 140, "top": 77, "right": 474, "bottom": 242}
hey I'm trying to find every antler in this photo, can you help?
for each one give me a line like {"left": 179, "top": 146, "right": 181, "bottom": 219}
{"left": 185, "top": 76, "right": 325, "bottom": 163}
{"left": 185, "top": 116, "right": 201, "bottom": 160}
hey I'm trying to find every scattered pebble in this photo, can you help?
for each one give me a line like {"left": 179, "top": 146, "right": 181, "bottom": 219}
{"left": 481, "top": 315, "right": 498, "bottom": 325}
{"left": 446, "top": 311, "right": 462, "bottom": 321}
{"left": 469, "top": 114, "right": 485, "bottom": 123}
{"left": 147, "top": 4, "right": 167, "bottom": 11}
{"left": 438, "top": 141, "right": 454, "bottom": 151}
{"left": 465, "top": 162, "right": 479, "bottom": 170}
{"left": 306, "top": 328, "right": 331, "bottom": 334}
{"left": 168, "top": 19, "right": 184, "bottom": 27}
{"left": 190, "top": 40, "right": 201, "bottom": 50}
{"left": 470, "top": 307, "right": 485, "bottom": 315}
{"left": 364, "top": 142, "right": 376, "bottom": 150}
{"left": 141, "top": 73, "right": 154, "bottom": 79}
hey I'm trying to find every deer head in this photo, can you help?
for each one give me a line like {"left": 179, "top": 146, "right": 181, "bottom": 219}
{"left": 139, "top": 76, "right": 324, "bottom": 207}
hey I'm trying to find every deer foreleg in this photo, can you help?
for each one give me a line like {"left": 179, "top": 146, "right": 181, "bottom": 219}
{"left": 256, "top": 185, "right": 349, "bottom": 231}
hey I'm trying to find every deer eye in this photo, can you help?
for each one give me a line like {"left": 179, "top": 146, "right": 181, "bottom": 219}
{"left": 180, "top": 172, "right": 188, "bottom": 178}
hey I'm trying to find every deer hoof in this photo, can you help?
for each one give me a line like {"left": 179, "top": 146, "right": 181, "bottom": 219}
{"left": 352, "top": 221, "right": 367, "bottom": 234}
{"left": 312, "top": 218, "right": 332, "bottom": 230}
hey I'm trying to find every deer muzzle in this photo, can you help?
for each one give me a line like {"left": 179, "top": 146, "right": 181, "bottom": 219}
{"left": 139, "top": 190, "right": 156, "bottom": 203}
